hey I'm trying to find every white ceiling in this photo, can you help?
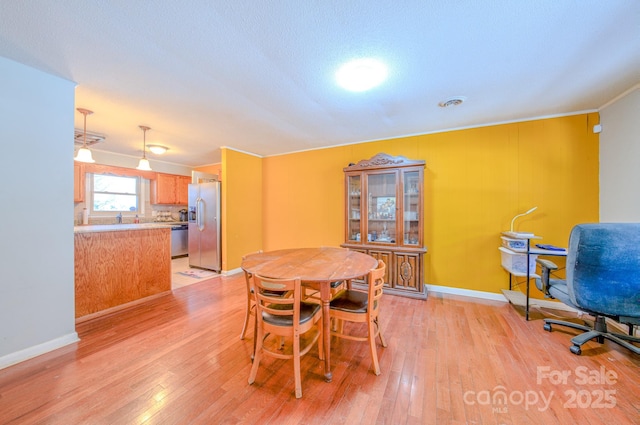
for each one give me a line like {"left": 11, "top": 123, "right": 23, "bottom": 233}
{"left": 1, "top": 1, "right": 638, "bottom": 167}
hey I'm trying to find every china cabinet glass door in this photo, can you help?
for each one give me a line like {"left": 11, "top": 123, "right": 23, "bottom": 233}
{"left": 367, "top": 172, "right": 397, "bottom": 244}
{"left": 347, "top": 175, "right": 362, "bottom": 242}
{"left": 403, "top": 170, "right": 420, "bottom": 246}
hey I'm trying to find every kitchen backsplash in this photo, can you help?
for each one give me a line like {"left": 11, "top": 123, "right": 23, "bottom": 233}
{"left": 74, "top": 202, "right": 187, "bottom": 225}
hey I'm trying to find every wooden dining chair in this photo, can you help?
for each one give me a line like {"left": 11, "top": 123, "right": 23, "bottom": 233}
{"left": 241, "top": 251, "right": 291, "bottom": 361}
{"left": 240, "top": 251, "right": 262, "bottom": 343}
{"left": 329, "top": 259, "right": 387, "bottom": 375}
{"left": 303, "top": 280, "right": 346, "bottom": 303}
{"left": 248, "top": 274, "right": 324, "bottom": 399}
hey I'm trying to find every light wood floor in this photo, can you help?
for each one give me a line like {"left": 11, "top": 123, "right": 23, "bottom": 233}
{"left": 0, "top": 273, "right": 638, "bottom": 424}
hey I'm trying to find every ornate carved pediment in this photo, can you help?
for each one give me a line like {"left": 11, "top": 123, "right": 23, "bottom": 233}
{"left": 344, "top": 153, "right": 425, "bottom": 171}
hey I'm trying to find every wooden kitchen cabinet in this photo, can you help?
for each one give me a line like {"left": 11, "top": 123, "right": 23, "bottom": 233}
{"left": 341, "top": 153, "right": 427, "bottom": 299}
{"left": 176, "top": 175, "right": 190, "bottom": 205}
{"left": 74, "top": 163, "right": 85, "bottom": 202}
{"left": 151, "top": 173, "right": 190, "bottom": 205}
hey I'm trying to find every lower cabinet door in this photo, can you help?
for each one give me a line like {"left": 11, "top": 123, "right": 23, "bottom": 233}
{"left": 368, "top": 250, "right": 393, "bottom": 288}
{"left": 393, "top": 252, "right": 422, "bottom": 292}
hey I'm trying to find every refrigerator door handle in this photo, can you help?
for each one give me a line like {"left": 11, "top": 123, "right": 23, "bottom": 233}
{"left": 195, "top": 197, "right": 199, "bottom": 228}
{"left": 197, "top": 197, "right": 205, "bottom": 231}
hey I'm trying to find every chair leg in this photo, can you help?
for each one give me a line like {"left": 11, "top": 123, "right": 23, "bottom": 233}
{"left": 368, "top": 319, "right": 381, "bottom": 376}
{"left": 569, "top": 329, "right": 640, "bottom": 355}
{"left": 613, "top": 331, "right": 640, "bottom": 343}
{"left": 543, "top": 318, "right": 592, "bottom": 334}
{"left": 251, "top": 311, "right": 258, "bottom": 361}
{"left": 240, "top": 301, "right": 253, "bottom": 340}
{"left": 543, "top": 314, "right": 640, "bottom": 355}
{"left": 375, "top": 318, "right": 387, "bottom": 347}
{"left": 571, "top": 330, "right": 605, "bottom": 347}
{"left": 248, "top": 325, "right": 263, "bottom": 384}
{"left": 293, "top": 333, "right": 302, "bottom": 398}
{"left": 601, "top": 333, "right": 640, "bottom": 355}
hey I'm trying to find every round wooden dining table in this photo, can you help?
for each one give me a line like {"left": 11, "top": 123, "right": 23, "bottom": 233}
{"left": 241, "top": 247, "right": 378, "bottom": 382}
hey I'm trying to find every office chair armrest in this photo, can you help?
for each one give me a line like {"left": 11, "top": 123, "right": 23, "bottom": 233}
{"left": 536, "top": 258, "right": 558, "bottom": 271}
{"left": 536, "top": 258, "right": 558, "bottom": 296}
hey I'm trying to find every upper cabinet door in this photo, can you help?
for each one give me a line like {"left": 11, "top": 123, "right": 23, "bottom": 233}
{"left": 366, "top": 171, "right": 397, "bottom": 244}
{"left": 155, "top": 173, "right": 178, "bottom": 204}
{"left": 346, "top": 174, "right": 362, "bottom": 243}
{"left": 176, "top": 176, "right": 190, "bottom": 205}
{"left": 402, "top": 169, "right": 422, "bottom": 246}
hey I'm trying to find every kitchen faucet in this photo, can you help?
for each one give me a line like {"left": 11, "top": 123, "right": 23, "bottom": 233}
{"left": 116, "top": 213, "right": 122, "bottom": 224}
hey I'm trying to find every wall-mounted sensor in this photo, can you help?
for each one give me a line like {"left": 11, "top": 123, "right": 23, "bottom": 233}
{"left": 593, "top": 124, "right": 602, "bottom": 133}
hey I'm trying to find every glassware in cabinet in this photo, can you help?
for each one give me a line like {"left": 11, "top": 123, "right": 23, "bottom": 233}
{"left": 347, "top": 175, "right": 362, "bottom": 241}
{"left": 403, "top": 170, "right": 420, "bottom": 245}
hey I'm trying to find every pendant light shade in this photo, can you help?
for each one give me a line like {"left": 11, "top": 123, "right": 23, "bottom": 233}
{"left": 137, "top": 157, "right": 151, "bottom": 171}
{"left": 136, "top": 125, "right": 152, "bottom": 171}
{"left": 74, "top": 147, "right": 95, "bottom": 162}
{"left": 74, "top": 108, "right": 96, "bottom": 163}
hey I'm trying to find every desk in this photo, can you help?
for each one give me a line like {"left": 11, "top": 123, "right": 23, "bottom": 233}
{"left": 500, "top": 233, "right": 567, "bottom": 320}
{"left": 241, "top": 247, "right": 378, "bottom": 382}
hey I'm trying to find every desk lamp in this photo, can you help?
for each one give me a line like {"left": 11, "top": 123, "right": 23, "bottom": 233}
{"left": 508, "top": 207, "right": 537, "bottom": 236}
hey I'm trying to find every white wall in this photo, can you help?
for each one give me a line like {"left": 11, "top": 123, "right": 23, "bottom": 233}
{"left": 599, "top": 86, "right": 640, "bottom": 222}
{"left": 88, "top": 149, "right": 193, "bottom": 176}
{"left": 0, "top": 57, "right": 78, "bottom": 368}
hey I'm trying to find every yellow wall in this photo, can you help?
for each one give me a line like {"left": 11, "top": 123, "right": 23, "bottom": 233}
{"left": 221, "top": 148, "right": 262, "bottom": 271}
{"left": 262, "top": 147, "right": 347, "bottom": 250}
{"left": 257, "top": 113, "right": 599, "bottom": 296}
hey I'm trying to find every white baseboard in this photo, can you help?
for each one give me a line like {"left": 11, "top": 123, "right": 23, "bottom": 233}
{"left": 0, "top": 332, "right": 79, "bottom": 370}
{"left": 426, "top": 284, "right": 508, "bottom": 302}
{"left": 222, "top": 267, "right": 243, "bottom": 276}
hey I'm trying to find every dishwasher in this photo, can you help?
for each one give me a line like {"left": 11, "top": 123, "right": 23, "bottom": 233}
{"left": 170, "top": 224, "right": 188, "bottom": 258}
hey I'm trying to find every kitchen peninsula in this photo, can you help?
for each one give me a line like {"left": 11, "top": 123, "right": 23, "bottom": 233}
{"left": 74, "top": 223, "right": 172, "bottom": 319}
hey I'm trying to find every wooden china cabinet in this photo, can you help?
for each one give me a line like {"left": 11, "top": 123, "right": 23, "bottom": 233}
{"left": 341, "top": 153, "right": 427, "bottom": 299}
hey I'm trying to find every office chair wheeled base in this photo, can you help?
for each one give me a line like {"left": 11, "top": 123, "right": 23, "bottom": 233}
{"left": 544, "top": 316, "right": 640, "bottom": 355}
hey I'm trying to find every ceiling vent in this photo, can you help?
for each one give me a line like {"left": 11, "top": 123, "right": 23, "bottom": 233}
{"left": 74, "top": 128, "right": 106, "bottom": 146}
{"left": 438, "top": 96, "right": 466, "bottom": 108}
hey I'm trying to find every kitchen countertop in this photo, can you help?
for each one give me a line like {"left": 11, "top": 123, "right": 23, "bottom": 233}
{"left": 74, "top": 222, "right": 187, "bottom": 234}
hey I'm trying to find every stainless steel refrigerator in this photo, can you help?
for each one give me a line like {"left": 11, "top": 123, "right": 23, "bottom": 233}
{"left": 188, "top": 181, "right": 221, "bottom": 272}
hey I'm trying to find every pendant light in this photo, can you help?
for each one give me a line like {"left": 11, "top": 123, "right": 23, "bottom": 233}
{"left": 74, "top": 108, "right": 96, "bottom": 163}
{"left": 136, "top": 125, "right": 152, "bottom": 171}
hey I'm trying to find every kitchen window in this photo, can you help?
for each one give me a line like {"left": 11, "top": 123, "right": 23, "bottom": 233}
{"left": 90, "top": 174, "right": 142, "bottom": 214}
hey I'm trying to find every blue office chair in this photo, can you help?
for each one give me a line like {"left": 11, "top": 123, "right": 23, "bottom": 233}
{"left": 535, "top": 223, "right": 640, "bottom": 355}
